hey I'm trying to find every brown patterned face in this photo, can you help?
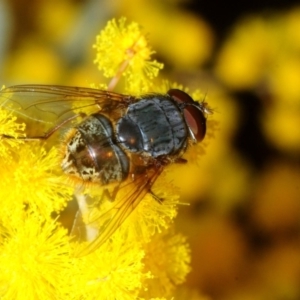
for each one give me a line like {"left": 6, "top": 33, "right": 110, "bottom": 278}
{"left": 0, "top": 84, "right": 211, "bottom": 256}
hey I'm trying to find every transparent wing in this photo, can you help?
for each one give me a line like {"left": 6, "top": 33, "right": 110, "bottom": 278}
{"left": 72, "top": 163, "right": 164, "bottom": 257}
{"left": 0, "top": 84, "right": 165, "bottom": 256}
{"left": 0, "top": 84, "right": 133, "bottom": 138}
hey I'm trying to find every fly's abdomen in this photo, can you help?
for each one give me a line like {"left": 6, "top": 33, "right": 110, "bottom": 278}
{"left": 62, "top": 114, "right": 129, "bottom": 184}
{"left": 116, "top": 97, "right": 188, "bottom": 157}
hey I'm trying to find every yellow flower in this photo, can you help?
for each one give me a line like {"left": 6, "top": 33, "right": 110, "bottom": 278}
{"left": 0, "top": 143, "right": 73, "bottom": 223}
{"left": 141, "top": 229, "right": 191, "bottom": 298}
{"left": 69, "top": 233, "right": 150, "bottom": 300}
{"left": 93, "top": 17, "right": 163, "bottom": 93}
{"left": 0, "top": 214, "right": 72, "bottom": 300}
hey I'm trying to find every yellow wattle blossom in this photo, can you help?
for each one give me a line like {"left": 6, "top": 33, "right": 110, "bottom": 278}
{"left": 214, "top": 9, "right": 300, "bottom": 154}
{"left": 142, "top": 229, "right": 191, "bottom": 299}
{"left": 93, "top": 17, "right": 163, "bottom": 94}
{"left": 69, "top": 232, "right": 150, "bottom": 300}
{"left": 0, "top": 143, "right": 73, "bottom": 224}
{"left": 0, "top": 214, "right": 72, "bottom": 300}
{"left": 0, "top": 17, "right": 192, "bottom": 299}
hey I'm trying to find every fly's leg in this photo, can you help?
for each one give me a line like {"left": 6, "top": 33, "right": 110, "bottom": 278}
{"left": 149, "top": 189, "right": 163, "bottom": 204}
{"left": 101, "top": 184, "right": 121, "bottom": 202}
{"left": 174, "top": 157, "right": 187, "bottom": 164}
{"left": 147, "top": 156, "right": 187, "bottom": 203}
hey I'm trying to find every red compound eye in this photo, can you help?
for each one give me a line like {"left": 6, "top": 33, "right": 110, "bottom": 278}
{"left": 168, "top": 89, "right": 207, "bottom": 142}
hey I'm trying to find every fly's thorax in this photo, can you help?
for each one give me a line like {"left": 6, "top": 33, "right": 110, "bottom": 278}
{"left": 61, "top": 114, "right": 129, "bottom": 185}
{"left": 116, "top": 96, "right": 188, "bottom": 157}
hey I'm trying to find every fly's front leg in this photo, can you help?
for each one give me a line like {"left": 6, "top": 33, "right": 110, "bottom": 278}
{"left": 101, "top": 184, "right": 121, "bottom": 202}
{"left": 146, "top": 162, "right": 166, "bottom": 204}
{"left": 174, "top": 157, "right": 187, "bottom": 164}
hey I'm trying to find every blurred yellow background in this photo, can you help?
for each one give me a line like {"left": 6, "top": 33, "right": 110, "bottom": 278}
{"left": 1, "top": 0, "right": 300, "bottom": 299}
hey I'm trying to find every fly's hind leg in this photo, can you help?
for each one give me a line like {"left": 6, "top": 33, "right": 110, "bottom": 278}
{"left": 149, "top": 189, "right": 164, "bottom": 204}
